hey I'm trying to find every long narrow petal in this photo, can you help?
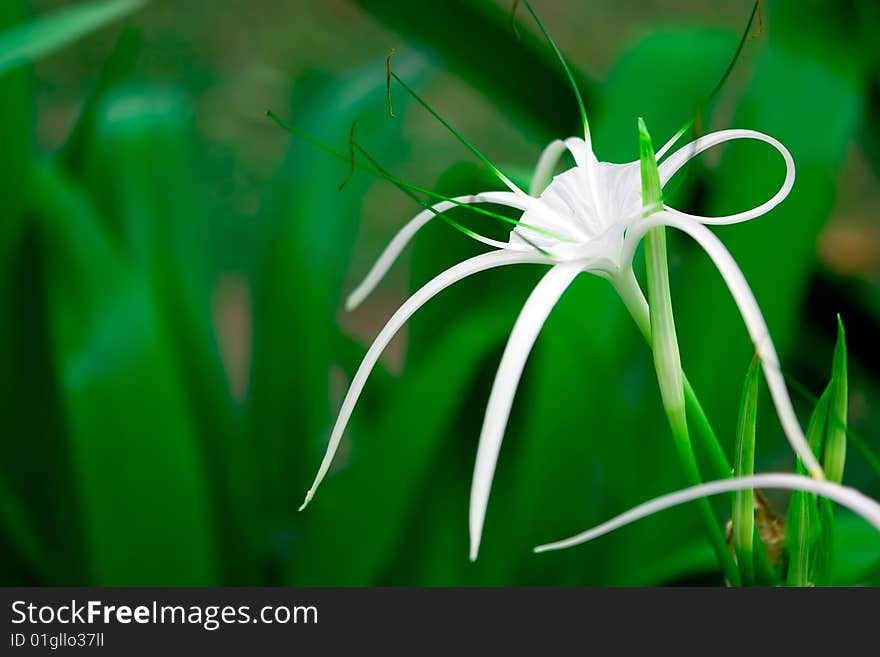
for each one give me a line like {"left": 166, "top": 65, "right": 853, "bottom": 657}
{"left": 300, "top": 249, "right": 549, "bottom": 511}
{"left": 535, "top": 473, "right": 880, "bottom": 553}
{"left": 346, "top": 192, "right": 531, "bottom": 310}
{"left": 655, "top": 124, "right": 688, "bottom": 161}
{"left": 563, "top": 137, "right": 589, "bottom": 169}
{"left": 469, "top": 262, "right": 583, "bottom": 560}
{"left": 657, "top": 129, "right": 795, "bottom": 225}
{"left": 531, "top": 138, "right": 592, "bottom": 196}
{"left": 531, "top": 140, "right": 568, "bottom": 196}
{"left": 626, "top": 213, "right": 824, "bottom": 478}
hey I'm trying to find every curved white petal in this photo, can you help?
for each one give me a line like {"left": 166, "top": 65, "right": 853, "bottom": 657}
{"left": 469, "top": 262, "right": 583, "bottom": 560}
{"left": 531, "top": 140, "right": 568, "bottom": 196}
{"left": 346, "top": 192, "right": 532, "bottom": 311}
{"left": 655, "top": 124, "right": 689, "bottom": 161}
{"left": 627, "top": 213, "right": 824, "bottom": 479}
{"left": 535, "top": 473, "right": 880, "bottom": 553}
{"left": 658, "top": 129, "right": 795, "bottom": 226}
{"left": 564, "top": 137, "right": 589, "bottom": 169}
{"left": 300, "top": 250, "right": 549, "bottom": 511}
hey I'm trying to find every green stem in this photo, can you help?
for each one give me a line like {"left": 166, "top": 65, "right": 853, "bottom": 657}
{"left": 684, "top": 378, "right": 734, "bottom": 479}
{"left": 640, "top": 230, "right": 741, "bottom": 587}
{"left": 613, "top": 269, "right": 732, "bottom": 481}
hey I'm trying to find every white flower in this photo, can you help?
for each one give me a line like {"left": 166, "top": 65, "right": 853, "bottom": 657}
{"left": 298, "top": 121, "right": 838, "bottom": 561}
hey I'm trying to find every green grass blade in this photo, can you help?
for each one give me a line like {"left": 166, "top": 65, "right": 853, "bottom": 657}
{"left": 785, "top": 388, "right": 828, "bottom": 586}
{"left": 0, "top": 0, "right": 143, "bottom": 76}
{"left": 732, "top": 356, "right": 760, "bottom": 585}
{"left": 815, "top": 318, "right": 848, "bottom": 585}
{"left": 33, "top": 164, "right": 218, "bottom": 584}
{"left": 0, "top": 1, "right": 79, "bottom": 584}
{"left": 823, "top": 316, "right": 848, "bottom": 484}
{"left": 73, "top": 85, "right": 253, "bottom": 582}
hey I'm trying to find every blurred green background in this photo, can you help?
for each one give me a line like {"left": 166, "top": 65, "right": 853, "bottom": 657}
{"left": 3, "top": 0, "right": 880, "bottom": 586}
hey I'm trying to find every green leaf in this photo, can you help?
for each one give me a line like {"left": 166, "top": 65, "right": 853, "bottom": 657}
{"left": 815, "top": 318, "right": 848, "bottom": 585}
{"left": 0, "top": 0, "right": 143, "bottom": 76}
{"left": 288, "top": 304, "right": 515, "bottom": 585}
{"left": 785, "top": 388, "right": 828, "bottom": 586}
{"left": 406, "top": 161, "right": 540, "bottom": 361}
{"left": 33, "top": 164, "right": 218, "bottom": 584}
{"left": 60, "top": 26, "right": 143, "bottom": 172}
{"left": 0, "top": 478, "right": 51, "bottom": 582}
{"left": 732, "top": 356, "right": 760, "bottom": 585}
{"left": 0, "top": 0, "right": 32, "bottom": 221}
{"left": 71, "top": 85, "right": 252, "bottom": 582}
{"left": 353, "top": 0, "right": 592, "bottom": 139}
{"left": 832, "top": 510, "right": 880, "bottom": 586}
{"left": 823, "top": 317, "right": 848, "bottom": 484}
{"left": 674, "top": 0, "right": 865, "bottom": 451}
{"left": 0, "top": 1, "right": 74, "bottom": 584}
{"left": 595, "top": 28, "right": 739, "bottom": 162}
{"left": 249, "top": 53, "right": 426, "bottom": 568}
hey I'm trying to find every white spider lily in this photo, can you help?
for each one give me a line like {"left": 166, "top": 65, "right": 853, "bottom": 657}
{"left": 287, "top": 0, "right": 880, "bottom": 569}
{"left": 299, "top": 123, "right": 826, "bottom": 561}
{"left": 534, "top": 473, "right": 880, "bottom": 554}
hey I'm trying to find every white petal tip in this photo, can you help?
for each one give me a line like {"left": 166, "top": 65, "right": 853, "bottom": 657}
{"left": 344, "top": 295, "right": 360, "bottom": 312}
{"left": 298, "top": 492, "right": 313, "bottom": 512}
{"left": 469, "top": 542, "right": 480, "bottom": 562}
{"left": 808, "top": 465, "right": 827, "bottom": 481}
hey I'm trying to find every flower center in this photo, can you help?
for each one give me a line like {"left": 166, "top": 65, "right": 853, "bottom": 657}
{"left": 511, "top": 149, "right": 643, "bottom": 269}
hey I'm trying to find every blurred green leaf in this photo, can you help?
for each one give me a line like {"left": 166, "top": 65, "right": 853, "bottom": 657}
{"left": 289, "top": 304, "right": 515, "bottom": 584}
{"left": 33, "top": 164, "right": 218, "bottom": 584}
{"left": 0, "top": 0, "right": 32, "bottom": 221}
{"left": 595, "top": 28, "right": 739, "bottom": 161}
{"left": 832, "top": 510, "right": 880, "bottom": 585}
{"left": 0, "top": 478, "right": 50, "bottom": 582}
{"left": 60, "top": 27, "right": 143, "bottom": 172}
{"left": 249, "top": 53, "right": 426, "bottom": 571}
{"left": 407, "top": 162, "right": 539, "bottom": 360}
{"left": 674, "top": 0, "right": 864, "bottom": 449}
{"left": 0, "top": 0, "right": 143, "bottom": 76}
{"left": 0, "top": 0, "right": 85, "bottom": 585}
{"left": 74, "top": 85, "right": 252, "bottom": 581}
{"left": 354, "top": 0, "right": 592, "bottom": 139}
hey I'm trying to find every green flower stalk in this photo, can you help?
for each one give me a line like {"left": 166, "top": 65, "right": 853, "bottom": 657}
{"left": 638, "top": 118, "right": 739, "bottom": 585}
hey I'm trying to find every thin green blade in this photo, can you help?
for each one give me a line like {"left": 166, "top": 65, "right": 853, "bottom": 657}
{"left": 0, "top": 0, "right": 143, "bottom": 76}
